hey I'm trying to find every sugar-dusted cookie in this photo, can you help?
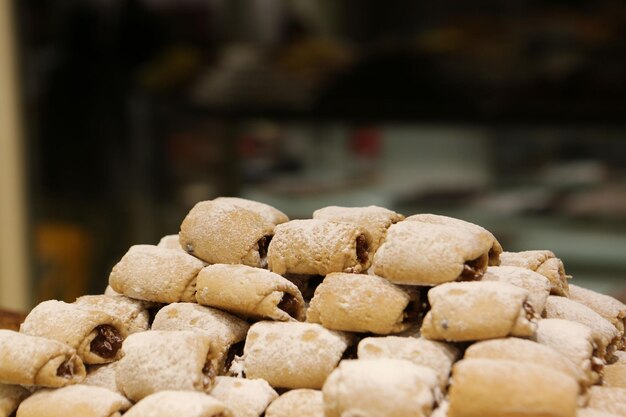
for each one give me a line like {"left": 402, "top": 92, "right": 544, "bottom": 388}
{"left": 20, "top": 300, "right": 126, "bottom": 365}
{"left": 156, "top": 234, "right": 184, "bottom": 251}
{"left": 265, "top": 389, "right": 324, "bottom": 417}
{"left": 499, "top": 250, "right": 570, "bottom": 296}
{"left": 587, "top": 386, "right": 626, "bottom": 417}
{"left": 196, "top": 264, "right": 305, "bottom": 322}
{"left": 74, "top": 294, "right": 150, "bottom": 335}
{"left": 210, "top": 376, "right": 278, "bottom": 417}
{"left": 481, "top": 266, "right": 551, "bottom": 314}
{"left": 124, "top": 391, "right": 232, "bottom": 417}
{"left": 420, "top": 281, "right": 537, "bottom": 342}
{"left": 213, "top": 197, "right": 289, "bottom": 225}
{"left": 268, "top": 219, "right": 372, "bottom": 275}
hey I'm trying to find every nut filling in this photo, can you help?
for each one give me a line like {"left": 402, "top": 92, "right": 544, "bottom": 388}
{"left": 461, "top": 255, "right": 487, "bottom": 280}
{"left": 277, "top": 293, "right": 300, "bottom": 318}
{"left": 90, "top": 325, "right": 123, "bottom": 359}
{"left": 56, "top": 359, "right": 75, "bottom": 378}
{"left": 356, "top": 234, "right": 369, "bottom": 265}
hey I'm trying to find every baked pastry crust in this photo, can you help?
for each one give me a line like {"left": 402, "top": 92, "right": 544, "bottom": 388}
{"left": 210, "top": 376, "right": 278, "bottom": 417}
{"left": 357, "top": 336, "right": 460, "bottom": 388}
{"left": 179, "top": 200, "right": 275, "bottom": 267}
{"left": 544, "top": 296, "right": 619, "bottom": 363}
{"left": 448, "top": 359, "right": 578, "bottom": 417}
{"left": 587, "top": 386, "right": 626, "bottom": 417}
{"left": 74, "top": 294, "right": 150, "bottom": 335}
{"left": 312, "top": 205, "right": 404, "bottom": 253}
{"left": 109, "top": 244, "right": 204, "bottom": 303}
{"left": 115, "top": 330, "right": 215, "bottom": 401}
{"left": 404, "top": 213, "right": 502, "bottom": 265}
{"left": 20, "top": 300, "right": 127, "bottom": 365}
{"left": 196, "top": 264, "right": 305, "bottom": 322}
{"left": 152, "top": 303, "right": 249, "bottom": 374}
{"left": 535, "top": 318, "right": 603, "bottom": 386}
{"left": 124, "top": 390, "right": 232, "bottom": 417}
{"left": 420, "top": 281, "right": 537, "bottom": 341}
{"left": 242, "top": 321, "right": 353, "bottom": 389}
{"left": 603, "top": 351, "right": 626, "bottom": 389}
{"left": 16, "top": 385, "right": 131, "bottom": 417}
{"left": 83, "top": 362, "right": 122, "bottom": 394}
{"left": 156, "top": 234, "right": 184, "bottom": 251}
{"left": 481, "top": 266, "right": 552, "bottom": 314}
{"left": 0, "top": 329, "right": 86, "bottom": 387}
{"left": 265, "top": 389, "right": 324, "bottom": 417}
{"left": 306, "top": 272, "right": 419, "bottom": 334}
{"left": 322, "top": 358, "right": 436, "bottom": 417}
{"left": 0, "top": 383, "right": 30, "bottom": 416}
{"left": 213, "top": 197, "right": 289, "bottom": 225}
{"left": 500, "top": 250, "right": 571, "bottom": 296}
{"left": 371, "top": 221, "right": 494, "bottom": 285}
{"left": 268, "top": 219, "right": 372, "bottom": 275}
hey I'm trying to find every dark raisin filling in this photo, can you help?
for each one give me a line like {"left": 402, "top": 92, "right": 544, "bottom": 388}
{"left": 277, "top": 293, "right": 300, "bottom": 318}
{"left": 90, "top": 325, "right": 122, "bottom": 359}
{"left": 402, "top": 301, "right": 421, "bottom": 323}
{"left": 356, "top": 234, "right": 369, "bottom": 264}
{"left": 461, "top": 255, "right": 487, "bottom": 280}
{"left": 487, "top": 247, "right": 499, "bottom": 266}
{"left": 56, "top": 359, "right": 74, "bottom": 378}
{"left": 202, "top": 361, "right": 216, "bottom": 389}
{"left": 224, "top": 341, "right": 245, "bottom": 374}
{"left": 258, "top": 235, "right": 272, "bottom": 259}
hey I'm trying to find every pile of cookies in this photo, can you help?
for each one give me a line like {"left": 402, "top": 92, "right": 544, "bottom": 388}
{"left": 1, "top": 196, "right": 626, "bottom": 417}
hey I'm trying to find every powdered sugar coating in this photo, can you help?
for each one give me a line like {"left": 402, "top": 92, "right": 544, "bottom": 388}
{"left": 157, "top": 234, "right": 184, "bottom": 251}
{"left": 268, "top": 219, "right": 372, "bottom": 275}
{"left": 16, "top": 385, "right": 131, "bottom": 417}
{"left": 243, "top": 321, "right": 353, "bottom": 389}
{"left": 322, "top": 358, "right": 436, "bottom": 417}
{"left": 109, "top": 245, "right": 204, "bottom": 303}
{"left": 265, "top": 389, "right": 324, "bottom": 417}
{"left": 83, "top": 361, "right": 122, "bottom": 394}
{"left": 588, "top": 387, "right": 626, "bottom": 417}
{"left": 482, "top": 266, "right": 551, "bottom": 314}
{"left": 544, "top": 296, "right": 619, "bottom": 361}
{"left": 210, "top": 376, "right": 278, "bottom": 417}
{"left": 214, "top": 197, "right": 289, "bottom": 225}
{"left": 357, "top": 336, "right": 460, "bottom": 387}
{"left": 124, "top": 390, "right": 232, "bottom": 417}
{"left": 372, "top": 221, "right": 493, "bottom": 286}
{"left": 569, "top": 284, "right": 626, "bottom": 347}
{"left": 500, "top": 250, "right": 570, "bottom": 296}
{"left": 115, "top": 330, "right": 213, "bottom": 401}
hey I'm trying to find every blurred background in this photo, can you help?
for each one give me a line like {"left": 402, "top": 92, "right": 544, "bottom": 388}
{"left": 1, "top": 0, "right": 626, "bottom": 311}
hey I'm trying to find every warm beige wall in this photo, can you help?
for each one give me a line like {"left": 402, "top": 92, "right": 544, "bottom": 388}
{"left": 0, "top": 0, "right": 30, "bottom": 310}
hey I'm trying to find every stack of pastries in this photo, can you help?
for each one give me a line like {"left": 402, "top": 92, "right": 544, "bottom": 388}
{"left": 1, "top": 196, "right": 625, "bottom": 417}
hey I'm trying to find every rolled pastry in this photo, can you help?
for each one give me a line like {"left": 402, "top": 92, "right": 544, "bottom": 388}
{"left": 123, "top": 390, "right": 233, "bottom": 417}
{"left": 420, "top": 281, "right": 537, "bottom": 342}
{"left": 242, "top": 321, "right": 353, "bottom": 389}
{"left": 108, "top": 244, "right": 204, "bottom": 303}
{"left": 357, "top": 336, "right": 460, "bottom": 388}
{"left": 569, "top": 284, "right": 626, "bottom": 349}
{"left": 210, "top": 376, "right": 278, "bottom": 417}
{"left": 499, "top": 250, "right": 571, "bottom": 296}
{"left": 20, "top": 300, "right": 126, "bottom": 364}
{"left": 115, "top": 330, "right": 215, "bottom": 401}
{"left": 312, "top": 205, "right": 404, "bottom": 252}
{"left": 265, "top": 389, "right": 324, "bottom": 417}
{"left": 83, "top": 362, "right": 121, "bottom": 394}
{"left": 152, "top": 303, "right": 249, "bottom": 374}
{"left": 322, "top": 359, "right": 436, "bottom": 417}
{"left": 481, "top": 265, "right": 551, "bottom": 314}
{"left": 535, "top": 318, "right": 604, "bottom": 386}
{"left": 0, "top": 383, "right": 30, "bottom": 416}
{"left": 464, "top": 338, "right": 582, "bottom": 384}
{"left": 196, "top": 264, "right": 305, "bottom": 322}
{"left": 213, "top": 197, "right": 289, "bottom": 225}
{"left": 371, "top": 221, "right": 494, "bottom": 285}
{"left": 0, "top": 330, "right": 85, "bottom": 387}
{"left": 157, "top": 234, "right": 183, "bottom": 251}
{"left": 74, "top": 294, "right": 150, "bottom": 335}
{"left": 405, "top": 213, "right": 502, "bottom": 266}
{"left": 268, "top": 219, "right": 372, "bottom": 275}
{"left": 448, "top": 359, "right": 578, "bottom": 417}
{"left": 179, "top": 200, "right": 275, "bottom": 267}
{"left": 544, "top": 296, "right": 619, "bottom": 362}
{"left": 16, "top": 385, "right": 131, "bottom": 417}
{"left": 604, "top": 351, "right": 626, "bottom": 389}
{"left": 306, "top": 272, "right": 419, "bottom": 334}
{"left": 587, "top": 387, "right": 626, "bottom": 417}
